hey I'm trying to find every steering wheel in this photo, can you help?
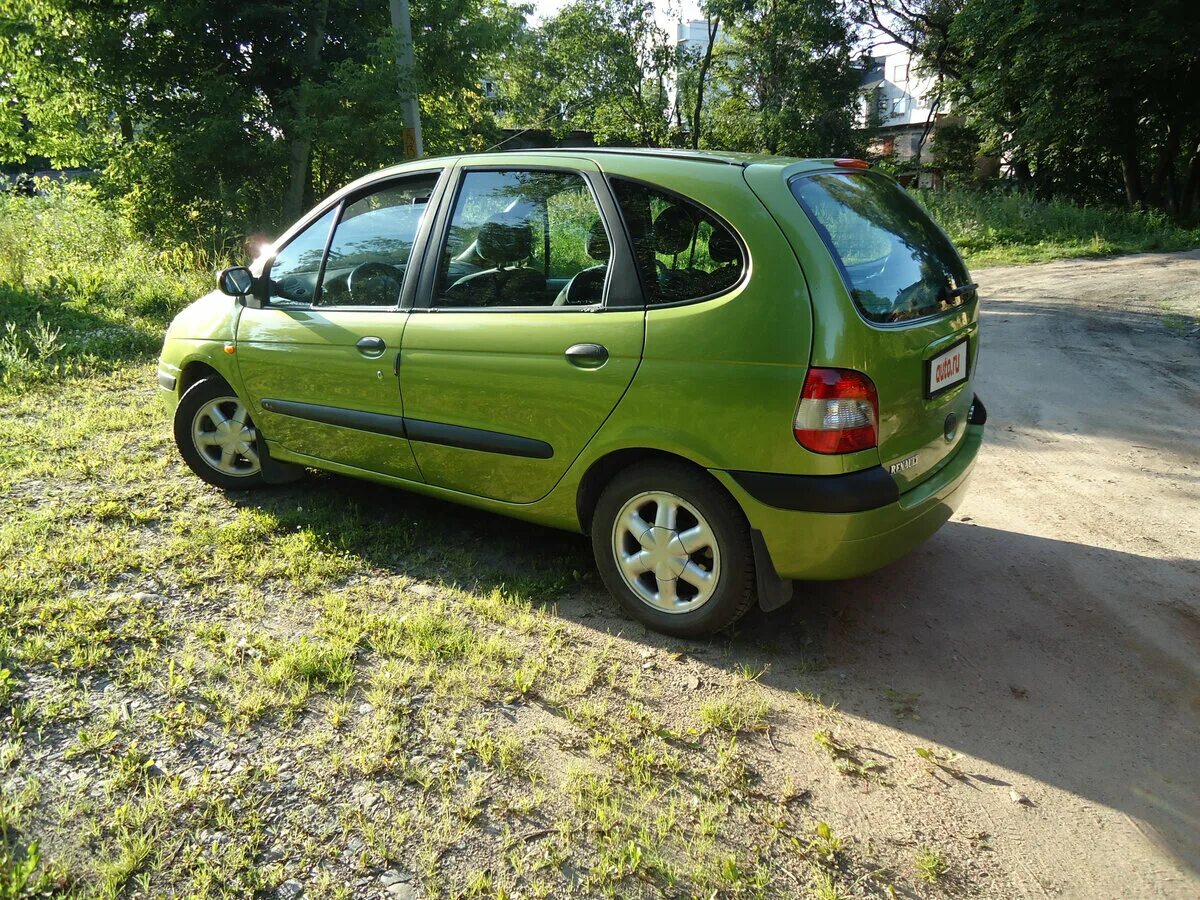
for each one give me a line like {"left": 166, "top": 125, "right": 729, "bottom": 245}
{"left": 347, "top": 262, "right": 403, "bottom": 306}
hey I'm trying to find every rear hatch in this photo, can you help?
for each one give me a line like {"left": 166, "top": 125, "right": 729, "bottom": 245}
{"left": 767, "top": 166, "right": 980, "bottom": 491}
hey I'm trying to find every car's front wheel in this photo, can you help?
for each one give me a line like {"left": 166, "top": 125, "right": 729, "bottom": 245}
{"left": 174, "top": 376, "right": 266, "bottom": 490}
{"left": 591, "top": 461, "right": 756, "bottom": 637}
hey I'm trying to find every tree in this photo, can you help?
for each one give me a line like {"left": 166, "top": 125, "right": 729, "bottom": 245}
{"left": 705, "top": 0, "right": 863, "bottom": 158}
{"left": 540, "top": 0, "right": 676, "bottom": 146}
{"left": 855, "top": 0, "right": 1200, "bottom": 217}
{"left": 0, "top": 0, "right": 523, "bottom": 242}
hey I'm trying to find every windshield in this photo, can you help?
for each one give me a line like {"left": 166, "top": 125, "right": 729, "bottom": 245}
{"left": 790, "top": 171, "right": 973, "bottom": 324}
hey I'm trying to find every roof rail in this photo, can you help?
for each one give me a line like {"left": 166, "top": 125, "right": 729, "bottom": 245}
{"left": 493, "top": 147, "right": 748, "bottom": 167}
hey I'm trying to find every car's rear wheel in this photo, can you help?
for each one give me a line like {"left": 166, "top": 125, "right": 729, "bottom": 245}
{"left": 174, "top": 376, "right": 266, "bottom": 490}
{"left": 591, "top": 461, "right": 755, "bottom": 637}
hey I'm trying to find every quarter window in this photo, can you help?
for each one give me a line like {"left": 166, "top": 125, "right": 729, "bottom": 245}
{"left": 611, "top": 179, "right": 744, "bottom": 305}
{"left": 435, "top": 170, "right": 610, "bottom": 308}
{"left": 267, "top": 209, "right": 336, "bottom": 305}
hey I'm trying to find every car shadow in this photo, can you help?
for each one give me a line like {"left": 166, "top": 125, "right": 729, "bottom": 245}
{"left": 241, "top": 473, "right": 1200, "bottom": 877}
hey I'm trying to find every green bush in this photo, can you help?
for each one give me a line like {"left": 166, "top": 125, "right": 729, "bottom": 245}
{"left": 0, "top": 182, "right": 219, "bottom": 392}
{"left": 914, "top": 188, "right": 1200, "bottom": 266}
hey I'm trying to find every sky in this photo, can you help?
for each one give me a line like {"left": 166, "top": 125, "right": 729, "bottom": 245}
{"left": 528, "top": 0, "right": 706, "bottom": 32}
{"left": 525, "top": 0, "right": 895, "bottom": 56}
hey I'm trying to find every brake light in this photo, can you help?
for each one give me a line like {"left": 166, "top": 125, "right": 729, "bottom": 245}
{"left": 834, "top": 158, "right": 870, "bottom": 169}
{"left": 793, "top": 368, "right": 879, "bottom": 454}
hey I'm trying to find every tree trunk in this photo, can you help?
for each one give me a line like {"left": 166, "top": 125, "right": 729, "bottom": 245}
{"left": 1120, "top": 152, "right": 1146, "bottom": 209}
{"left": 118, "top": 111, "right": 134, "bottom": 143}
{"left": 1148, "top": 122, "right": 1179, "bottom": 211}
{"left": 282, "top": 0, "right": 330, "bottom": 224}
{"left": 1115, "top": 100, "right": 1145, "bottom": 209}
{"left": 1011, "top": 157, "right": 1032, "bottom": 189}
{"left": 1181, "top": 139, "right": 1200, "bottom": 220}
{"left": 689, "top": 14, "right": 720, "bottom": 150}
{"left": 284, "top": 135, "right": 313, "bottom": 224}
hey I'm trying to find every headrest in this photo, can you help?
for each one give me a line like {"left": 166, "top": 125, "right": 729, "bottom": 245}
{"left": 476, "top": 215, "right": 532, "bottom": 265}
{"left": 708, "top": 227, "right": 740, "bottom": 265}
{"left": 586, "top": 220, "right": 610, "bottom": 261}
{"left": 653, "top": 205, "right": 697, "bottom": 255}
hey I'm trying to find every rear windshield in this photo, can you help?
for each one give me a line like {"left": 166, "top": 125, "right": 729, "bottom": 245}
{"left": 790, "top": 171, "right": 973, "bottom": 324}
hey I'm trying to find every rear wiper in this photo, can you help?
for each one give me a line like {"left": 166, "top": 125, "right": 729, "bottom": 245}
{"left": 936, "top": 282, "right": 974, "bottom": 303}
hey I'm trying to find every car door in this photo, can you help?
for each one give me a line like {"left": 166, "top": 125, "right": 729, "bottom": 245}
{"left": 398, "top": 161, "right": 646, "bottom": 503}
{"left": 235, "top": 169, "right": 445, "bottom": 480}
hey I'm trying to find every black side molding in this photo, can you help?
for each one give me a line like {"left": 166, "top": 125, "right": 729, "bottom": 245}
{"left": 404, "top": 418, "right": 553, "bottom": 460}
{"left": 729, "top": 465, "right": 899, "bottom": 513}
{"left": 259, "top": 398, "right": 553, "bottom": 460}
{"left": 261, "top": 399, "right": 408, "bottom": 439}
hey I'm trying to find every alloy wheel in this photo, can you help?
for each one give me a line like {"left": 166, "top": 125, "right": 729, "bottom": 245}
{"left": 611, "top": 490, "right": 721, "bottom": 614}
{"left": 191, "top": 396, "right": 261, "bottom": 477}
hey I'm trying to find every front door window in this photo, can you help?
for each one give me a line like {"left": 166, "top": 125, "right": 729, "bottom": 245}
{"left": 318, "top": 174, "right": 440, "bottom": 307}
{"left": 266, "top": 172, "right": 440, "bottom": 307}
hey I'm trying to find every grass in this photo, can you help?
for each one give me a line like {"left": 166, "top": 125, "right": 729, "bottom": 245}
{"left": 812, "top": 729, "right": 886, "bottom": 782}
{"left": 914, "top": 188, "right": 1200, "bottom": 268}
{"left": 0, "top": 365, "right": 895, "bottom": 895}
{"left": 914, "top": 846, "right": 949, "bottom": 883}
{"left": 699, "top": 689, "right": 771, "bottom": 735}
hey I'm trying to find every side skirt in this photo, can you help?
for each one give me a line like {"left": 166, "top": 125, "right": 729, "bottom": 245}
{"left": 266, "top": 442, "right": 582, "bottom": 533}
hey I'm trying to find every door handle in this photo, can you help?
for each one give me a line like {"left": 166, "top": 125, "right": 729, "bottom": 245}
{"left": 356, "top": 336, "right": 386, "bottom": 355}
{"left": 565, "top": 343, "right": 609, "bottom": 368}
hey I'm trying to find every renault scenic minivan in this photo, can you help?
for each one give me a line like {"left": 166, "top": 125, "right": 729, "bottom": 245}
{"left": 157, "top": 149, "right": 985, "bottom": 637}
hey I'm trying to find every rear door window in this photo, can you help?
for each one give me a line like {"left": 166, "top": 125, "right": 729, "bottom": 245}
{"left": 611, "top": 179, "right": 744, "bottom": 305}
{"left": 433, "top": 170, "right": 611, "bottom": 308}
{"left": 790, "top": 171, "right": 973, "bottom": 324}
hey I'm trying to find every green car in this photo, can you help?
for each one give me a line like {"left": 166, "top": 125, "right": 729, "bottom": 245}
{"left": 157, "top": 148, "right": 984, "bottom": 637}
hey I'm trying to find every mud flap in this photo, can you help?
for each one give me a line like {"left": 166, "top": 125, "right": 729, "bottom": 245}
{"left": 752, "top": 529, "right": 794, "bottom": 612}
{"left": 258, "top": 437, "right": 306, "bottom": 485}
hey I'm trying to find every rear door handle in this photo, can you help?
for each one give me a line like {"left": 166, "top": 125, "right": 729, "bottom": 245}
{"left": 565, "top": 343, "right": 609, "bottom": 368}
{"left": 356, "top": 336, "right": 386, "bottom": 355}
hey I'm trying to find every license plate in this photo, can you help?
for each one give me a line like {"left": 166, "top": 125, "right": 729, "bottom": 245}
{"left": 926, "top": 338, "right": 968, "bottom": 397}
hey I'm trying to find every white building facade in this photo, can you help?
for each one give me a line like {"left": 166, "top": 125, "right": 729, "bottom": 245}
{"left": 859, "top": 48, "right": 945, "bottom": 184}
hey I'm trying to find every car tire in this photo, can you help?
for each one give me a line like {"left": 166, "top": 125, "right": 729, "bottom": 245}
{"left": 174, "top": 376, "right": 267, "bottom": 490}
{"left": 591, "top": 461, "right": 756, "bottom": 637}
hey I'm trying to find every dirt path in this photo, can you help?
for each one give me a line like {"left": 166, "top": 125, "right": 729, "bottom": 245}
{"left": 726, "top": 251, "right": 1200, "bottom": 897}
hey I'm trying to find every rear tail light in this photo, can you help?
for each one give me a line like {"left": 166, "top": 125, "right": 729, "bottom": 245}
{"left": 794, "top": 368, "right": 879, "bottom": 454}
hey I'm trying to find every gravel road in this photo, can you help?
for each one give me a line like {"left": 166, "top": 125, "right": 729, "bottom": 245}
{"left": 731, "top": 250, "right": 1200, "bottom": 897}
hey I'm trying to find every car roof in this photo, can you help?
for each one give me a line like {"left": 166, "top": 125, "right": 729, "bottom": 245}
{"left": 357, "top": 147, "right": 836, "bottom": 178}
{"left": 332, "top": 148, "right": 848, "bottom": 207}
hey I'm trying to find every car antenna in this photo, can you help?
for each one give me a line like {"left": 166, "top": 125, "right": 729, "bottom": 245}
{"left": 483, "top": 99, "right": 592, "bottom": 153}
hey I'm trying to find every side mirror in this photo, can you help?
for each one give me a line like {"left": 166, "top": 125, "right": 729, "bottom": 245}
{"left": 217, "top": 266, "right": 254, "bottom": 297}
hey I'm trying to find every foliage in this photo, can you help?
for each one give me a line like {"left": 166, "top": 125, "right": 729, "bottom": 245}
{"left": 497, "top": 0, "right": 676, "bottom": 146}
{"left": 495, "top": 0, "right": 864, "bottom": 158}
{"left": 856, "top": 0, "right": 1200, "bottom": 218}
{"left": 915, "top": 188, "right": 1200, "bottom": 266}
{"left": 705, "top": 0, "right": 864, "bottom": 158}
{"left": 930, "top": 119, "right": 981, "bottom": 188}
{"left": 1, "top": 0, "right": 522, "bottom": 243}
{"left": 0, "top": 182, "right": 212, "bottom": 393}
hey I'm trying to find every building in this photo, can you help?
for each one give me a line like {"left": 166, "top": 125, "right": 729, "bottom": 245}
{"left": 858, "top": 48, "right": 945, "bottom": 186}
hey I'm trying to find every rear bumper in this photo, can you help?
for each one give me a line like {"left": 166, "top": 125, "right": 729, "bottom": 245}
{"left": 714, "top": 419, "right": 983, "bottom": 581}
